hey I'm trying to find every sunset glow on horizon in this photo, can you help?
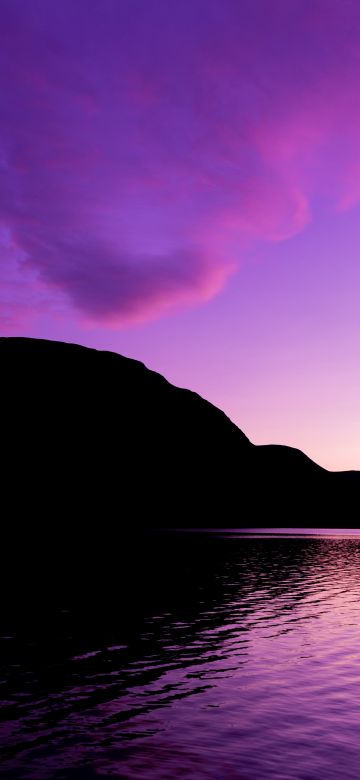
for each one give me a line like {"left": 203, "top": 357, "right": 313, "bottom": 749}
{"left": 1, "top": 0, "right": 359, "bottom": 470}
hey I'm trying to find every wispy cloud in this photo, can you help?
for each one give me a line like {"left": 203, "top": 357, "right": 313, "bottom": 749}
{"left": 1, "top": 0, "right": 360, "bottom": 327}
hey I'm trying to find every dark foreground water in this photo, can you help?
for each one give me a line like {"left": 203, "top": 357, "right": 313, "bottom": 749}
{"left": 2, "top": 531, "right": 360, "bottom": 779}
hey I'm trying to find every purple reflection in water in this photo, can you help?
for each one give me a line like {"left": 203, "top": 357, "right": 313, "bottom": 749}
{"left": 1, "top": 533, "right": 360, "bottom": 779}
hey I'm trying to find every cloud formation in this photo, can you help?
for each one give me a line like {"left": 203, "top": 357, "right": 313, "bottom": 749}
{"left": 1, "top": 0, "right": 360, "bottom": 327}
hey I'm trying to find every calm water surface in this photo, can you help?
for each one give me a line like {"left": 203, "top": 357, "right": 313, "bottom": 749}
{"left": 2, "top": 531, "right": 360, "bottom": 779}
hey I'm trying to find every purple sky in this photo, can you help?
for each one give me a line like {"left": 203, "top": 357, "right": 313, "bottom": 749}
{"left": 1, "top": 0, "right": 359, "bottom": 470}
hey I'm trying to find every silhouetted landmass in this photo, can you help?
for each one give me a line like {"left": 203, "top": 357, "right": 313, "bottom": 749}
{"left": 1, "top": 337, "right": 359, "bottom": 548}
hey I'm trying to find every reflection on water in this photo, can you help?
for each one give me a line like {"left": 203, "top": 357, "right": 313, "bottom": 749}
{"left": 2, "top": 532, "right": 360, "bottom": 779}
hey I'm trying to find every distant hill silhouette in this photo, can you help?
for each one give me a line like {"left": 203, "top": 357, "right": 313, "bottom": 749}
{"left": 1, "top": 337, "right": 359, "bottom": 543}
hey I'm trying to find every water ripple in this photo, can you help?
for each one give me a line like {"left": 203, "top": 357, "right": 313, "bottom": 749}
{"left": 2, "top": 533, "right": 360, "bottom": 778}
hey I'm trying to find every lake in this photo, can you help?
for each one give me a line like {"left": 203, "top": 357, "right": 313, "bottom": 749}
{"left": 1, "top": 530, "right": 360, "bottom": 779}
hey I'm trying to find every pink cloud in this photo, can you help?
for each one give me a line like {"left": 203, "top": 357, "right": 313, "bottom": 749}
{"left": 30, "top": 239, "right": 235, "bottom": 326}
{"left": 1, "top": 0, "right": 360, "bottom": 328}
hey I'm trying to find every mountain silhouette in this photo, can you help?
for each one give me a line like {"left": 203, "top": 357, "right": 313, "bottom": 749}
{"left": 1, "top": 337, "right": 358, "bottom": 543}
